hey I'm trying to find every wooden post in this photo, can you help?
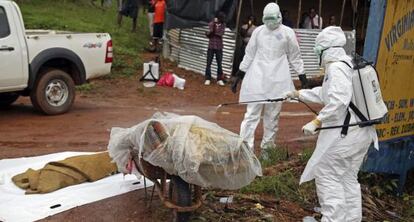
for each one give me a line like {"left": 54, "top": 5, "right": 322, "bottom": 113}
{"left": 297, "top": 0, "right": 302, "bottom": 28}
{"left": 318, "top": 0, "right": 322, "bottom": 29}
{"left": 340, "top": 0, "right": 346, "bottom": 26}
{"left": 250, "top": 0, "right": 254, "bottom": 16}
{"left": 352, "top": 0, "right": 359, "bottom": 29}
{"left": 235, "top": 0, "right": 243, "bottom": 34}
{"left": 361, "top": 0, "right": 368, "bottom": 38}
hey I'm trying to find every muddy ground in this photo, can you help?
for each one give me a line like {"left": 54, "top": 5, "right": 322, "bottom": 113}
{"left": 0, "top": 57, "right": 321, "bottom": 221}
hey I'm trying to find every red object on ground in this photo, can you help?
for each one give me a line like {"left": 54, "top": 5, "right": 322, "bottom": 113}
{"left": 157, "top": 72, "right": 175, "bottom": 87}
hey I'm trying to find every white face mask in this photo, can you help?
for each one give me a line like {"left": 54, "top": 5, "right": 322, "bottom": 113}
{"left": 314, "top": 45, "right": 343, "bottom": 66}
{"left": 263, "top": 15, "right": 282, "bottom": 30}
{"left": 313, "top": 45, "right": 326, "bottom": 66}
{"left": 313, "top": 45, "right": 324, "bottom": 56}
{"left": 264, "top": 20, "right": 280, "bottom": 30}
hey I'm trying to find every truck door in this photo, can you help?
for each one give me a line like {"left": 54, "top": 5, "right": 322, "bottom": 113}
{"left": 0, "top": 4, "right": 25, "bottom": 91}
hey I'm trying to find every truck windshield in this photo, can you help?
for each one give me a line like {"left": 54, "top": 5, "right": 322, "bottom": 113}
{"left": 0, "top": 6, "right": 10, "bottom": 38}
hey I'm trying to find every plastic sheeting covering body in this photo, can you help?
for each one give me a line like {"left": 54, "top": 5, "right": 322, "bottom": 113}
{"left": 108, "top": 112, "right": 262, "bottom": 190}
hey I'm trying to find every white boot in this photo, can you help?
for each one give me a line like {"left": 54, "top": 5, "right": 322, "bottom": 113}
{"left": 217, "top": 80, "right": 225, "bottom": 86}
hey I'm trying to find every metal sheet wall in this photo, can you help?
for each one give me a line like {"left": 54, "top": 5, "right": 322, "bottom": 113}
{"left": 167, "top": 27, "right": 355, "bottom": 79}
{"left": 167, "top": 27, "right": 236, "bottom": 78}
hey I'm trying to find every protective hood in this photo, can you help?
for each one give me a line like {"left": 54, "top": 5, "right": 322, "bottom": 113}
{"left": 315, "top": 26, "right": 347, "bottom": 48}
{"left": 262, "top": 3, "right": 282, "bottom": 30}
{"left": 314, "top": 26, "right": 348, "bottom": 66}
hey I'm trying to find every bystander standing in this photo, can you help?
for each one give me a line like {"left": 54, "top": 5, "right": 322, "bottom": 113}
{"left": 146, "top": 0, "right": 155, "bottom": 37}
{"left": 204, "top": 12, "right": 226, "bottom": 86}
{"left": 117, "top": 0, "right": 141, "bottom": 32}
{"left": 303, "top": 8, "right": 323, "bottom": 29}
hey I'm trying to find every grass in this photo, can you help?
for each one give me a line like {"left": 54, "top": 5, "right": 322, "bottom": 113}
{"left": 240, "top": 170, "right": 316, "bottom": 205}
{"left": 76, "top": 83, "right": 95, "bottom": 92}
{"left": 18, "top": 0, "right": 149, "bottom": 77}
{"left": 260, "top": 146, "right": 289, "bottom": 168}
{"left": 299, "top": 147, "right": 314, "bottom": 163}
{"left": 241, "top": 147, "right": 317, "bottom": 206}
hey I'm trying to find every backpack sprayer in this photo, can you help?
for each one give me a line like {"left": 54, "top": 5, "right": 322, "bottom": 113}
{"left": 217, "top": 56, "right": 388, "bottom": 135}
{"left": 321, "top": 55, "right": 388, "bottom": 135}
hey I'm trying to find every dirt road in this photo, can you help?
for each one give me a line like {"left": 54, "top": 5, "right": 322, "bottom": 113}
{"left": 0, "top": 60, "right": 319, "bottom": 221}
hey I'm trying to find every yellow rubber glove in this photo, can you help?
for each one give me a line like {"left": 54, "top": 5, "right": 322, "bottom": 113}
{"left": 302, "top": 118, "right": 321, "bottom": 135}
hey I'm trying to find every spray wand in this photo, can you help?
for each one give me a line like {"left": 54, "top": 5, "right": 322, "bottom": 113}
{"left": 217, "top": 98, "right": 381, "bottom": 131}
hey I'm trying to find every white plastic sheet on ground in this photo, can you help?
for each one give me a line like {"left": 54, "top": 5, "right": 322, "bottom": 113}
{"left": 108, "top": 112, "right": 262, "bottom": 190}
{"left": 0, "top": 152, "right": 152, "bottom": 222}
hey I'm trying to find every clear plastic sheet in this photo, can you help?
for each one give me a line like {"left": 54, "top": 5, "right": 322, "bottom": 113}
{"left": 108, "top": 112, "right": 262, "bottom": 190}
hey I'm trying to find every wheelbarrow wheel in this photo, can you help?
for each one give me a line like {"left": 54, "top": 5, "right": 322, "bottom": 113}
{"left": 169, "top": 176, "right": 191, "bottom": 222}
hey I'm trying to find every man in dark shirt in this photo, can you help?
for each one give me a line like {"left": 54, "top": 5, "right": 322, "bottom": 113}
{"left": 232, "top": 15, "right": 256, "bottom": 78}
{"left": 118, "top": 0, "right": 141, "bottom": 32}
{"left": 204, "top": 12, "right": 226, "bottom": 86}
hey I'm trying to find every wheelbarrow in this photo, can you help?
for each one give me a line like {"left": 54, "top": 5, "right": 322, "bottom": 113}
{"left": 129, "top": 121, "right": 203, "bottom": 222}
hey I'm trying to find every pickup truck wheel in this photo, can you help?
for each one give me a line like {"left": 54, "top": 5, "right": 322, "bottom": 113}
{"left": 0, "top": 93, "right": 19, "bottom": 107}
{"left": 30, "top": 69, "right": 75, "bottom": 115}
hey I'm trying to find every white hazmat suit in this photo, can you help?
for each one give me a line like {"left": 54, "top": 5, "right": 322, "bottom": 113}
{"left": 293, "top": 27, "right": 379, "bottom": 221}
{"left": 239, "top": 3, "right": 305, "bottom": 150}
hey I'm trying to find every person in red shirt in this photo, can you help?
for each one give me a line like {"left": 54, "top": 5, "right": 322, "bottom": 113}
{"left": 151, "top": 0, "right": 165, "bottom": 48}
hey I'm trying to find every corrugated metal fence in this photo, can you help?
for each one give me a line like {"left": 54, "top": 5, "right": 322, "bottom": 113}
{"left": 167, "top": 27, "right": 355, "bottom": 78}
{"left": 168, "top": 27, "right": 236, "bottom": 78}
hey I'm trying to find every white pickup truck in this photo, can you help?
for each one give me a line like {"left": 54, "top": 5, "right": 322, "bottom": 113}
{"left": 0, "top": 0, "right": 112, "bottom": 115}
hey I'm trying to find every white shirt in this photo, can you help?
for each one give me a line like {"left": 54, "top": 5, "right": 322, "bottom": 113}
{"left": 304, "top": 14, "right": 323, "bottom": 29}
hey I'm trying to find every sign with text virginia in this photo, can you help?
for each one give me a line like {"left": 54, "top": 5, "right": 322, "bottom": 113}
{"left": 375, "top": 0, "right": 414, "bottom": 141}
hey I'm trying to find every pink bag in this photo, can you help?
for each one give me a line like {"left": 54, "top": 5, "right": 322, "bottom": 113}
{"left": 157, "top": 72, "right": 175, "bottom": 87}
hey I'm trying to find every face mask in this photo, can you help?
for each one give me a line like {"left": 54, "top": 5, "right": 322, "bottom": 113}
{"left": 313, "top": 45, "right": 325, "bottom": 66}
{"left": 264, "top": 20, "right": 279, "bottom": 30}
{"left": 314, "top": 45, "right": 343, "bottom": 66}
{"left": 263, "top": 15, "right": 281, "bottom": 30}
{"left": 313, "top": 45, "right": 324, "bottom": 56}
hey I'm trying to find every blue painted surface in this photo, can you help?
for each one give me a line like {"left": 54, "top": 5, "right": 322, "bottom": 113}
{"left": 361, "top": 136, "right": 414, "bottom": 193}
{"left": 363, "top": 0, "right": 387, "bottom": 64}
{"left": 362, "top": 136, "right": 414, "bottom": 174}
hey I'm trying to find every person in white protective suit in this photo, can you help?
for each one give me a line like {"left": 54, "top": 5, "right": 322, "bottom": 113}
{"left": 285, "top": 26, "right": 379, "bottom": 221}
{"left": 231, "top": 2, "right": 308, "bottom": 154}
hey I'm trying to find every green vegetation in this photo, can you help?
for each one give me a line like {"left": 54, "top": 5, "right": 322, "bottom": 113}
{"left": 240, "top": 170, "right": 316, "bottom": 205}
{"left": 299, "top": 147, "right": 314, "bottom": 163}
{"left": 19, "top": 0, "right": 149, "bottom": 77}
{"left": 259, "top": 146, "right": 289, "bottom": 167}
{"left": 76, "top": 82, "right": 95, "bottom": 92}
{"left": 242, "top": 147, "right": 317, "bottom": 206}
